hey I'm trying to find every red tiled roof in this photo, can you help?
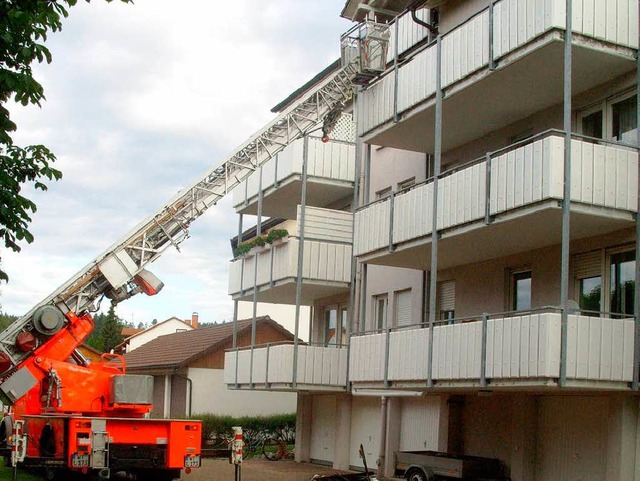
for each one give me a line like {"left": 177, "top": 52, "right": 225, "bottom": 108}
{"left": 123, "top": 316, "right": 293, "bottom": 371}
{"left": 121, "top": 327, "right": 144, "bottom": 338}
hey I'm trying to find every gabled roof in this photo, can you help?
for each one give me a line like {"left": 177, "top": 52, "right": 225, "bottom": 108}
{"left": 123, "top": 316, "right": 294, "bottom": 371}
{"left": 121, "top": 327, "right": 143, "bottom": 338}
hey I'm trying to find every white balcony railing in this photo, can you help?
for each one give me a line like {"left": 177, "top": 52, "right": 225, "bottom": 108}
{"left": 229, "top": 206, "right": 353, "bottom": 295}
{"left": 357, "top": 0, "right": 638, "bottom": 135}
{"left": 224, "top": 344, "right": 348, "bottom": 389}
{"left": 350, "top": 311, "right": 635, "bottom": 384}
{"left": 354, "top": 132, "right": 638, "bottom": 256}
{"left": 232, "top": 129, "right": 356, "bottom": 209}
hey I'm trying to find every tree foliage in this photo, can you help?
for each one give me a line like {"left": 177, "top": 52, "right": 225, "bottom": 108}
{"left": 99, "top": 305, "right": 123, "bottom": 353}
{"left": 0, "top": 0, "right": 129, "bottom": 283}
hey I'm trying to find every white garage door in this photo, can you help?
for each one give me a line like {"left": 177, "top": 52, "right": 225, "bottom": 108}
{"left": 350, "top": 397, "right": 381, "bottom": 469}
{"left": 399, "top": 397, "right": 441, "bottom": 451}
{"left": 536, "top": 396, "right": 607, "bottom": 481}
{"left": 310, "top": 394, "right": 336, "bottom": 464}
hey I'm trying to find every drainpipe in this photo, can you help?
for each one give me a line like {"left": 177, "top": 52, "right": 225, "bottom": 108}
{"left": 250, "top": 166, "right": 264, "bottom": 388}
{"left": 377, "top": 396, "right": 388, "bottom": 473}
{"left": 409, "top": 3, "right": 438, "bottom": 37}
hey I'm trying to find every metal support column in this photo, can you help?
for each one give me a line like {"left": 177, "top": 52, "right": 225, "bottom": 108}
{"left": 249, "top": 167, "right": 264, "bottom": 388}
{"left": 427, "top": 36, "right": 443, "bottom": 388}
{"left": 393, "top": 18, "right": 400, "bottom": 122}
{"left": 364, "top": 144, "right": 372, "bottom": 203}
{"left": 480, "top": 313, "right": 488, "bottom": 387}
{"left": 633, "top": 4, "right": 640, "bottom": 391}
{"left": 358, "top": 263, "right": 368, "bottom": 333}
{"left": 292, "top": 135, "right": 309, "bottom": 388}
{"left": 484, "top": 153, "right": 492, "bottom": 224}
{"left": 234, "top": 213, "right": 243, "bottom": 388}
{"left": 559, "top": 0, "right": 572, "bottom": 387}
{"left": 489, "top": 1, "right": 496, "bottom": 71}
{"left": 347, "top": 115, "right": 363, "bottom": 388}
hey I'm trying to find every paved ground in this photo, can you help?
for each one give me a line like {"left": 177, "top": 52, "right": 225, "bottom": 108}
{"left": 181, "top": 458, "right": 354, "bottom": 481}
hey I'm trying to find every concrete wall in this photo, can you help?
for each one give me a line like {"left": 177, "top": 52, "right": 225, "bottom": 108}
{"left": 188, "top": 368, "right": 296, "bottom": 416}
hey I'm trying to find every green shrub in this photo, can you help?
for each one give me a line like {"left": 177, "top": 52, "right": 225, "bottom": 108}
{"left": 233, "top": 229, "right": 289, "bottom": 258}
{"left": 191, "top": 413, "right": 295, "bottom": 456}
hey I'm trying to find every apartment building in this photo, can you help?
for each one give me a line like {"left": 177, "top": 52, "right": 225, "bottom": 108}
{"left": 225, "top": 0, "right": 640, "bottom": 479}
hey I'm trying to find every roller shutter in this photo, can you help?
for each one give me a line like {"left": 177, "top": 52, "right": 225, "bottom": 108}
{"left": 395, "top": 290, "right": 413, "bottom": 327}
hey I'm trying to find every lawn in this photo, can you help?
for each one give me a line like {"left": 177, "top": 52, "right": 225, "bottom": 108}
{"left": 0, "top": 459, "right": 42, "bottom": 481}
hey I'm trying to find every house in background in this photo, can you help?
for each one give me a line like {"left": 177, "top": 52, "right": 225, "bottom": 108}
{"left": 124, "top": 316, "right": 297, "bottom": 418}
{"left": 117, "top": 314, "right": 197, "bottom": 353}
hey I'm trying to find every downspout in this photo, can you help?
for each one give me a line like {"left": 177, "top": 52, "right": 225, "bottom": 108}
{"left": 409, "top": 3, "right": 438, "bottom": 37}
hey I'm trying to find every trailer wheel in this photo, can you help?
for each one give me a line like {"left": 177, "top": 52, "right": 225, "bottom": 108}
{"left": 405, "top": 467, "right": 434, "bottom": 481}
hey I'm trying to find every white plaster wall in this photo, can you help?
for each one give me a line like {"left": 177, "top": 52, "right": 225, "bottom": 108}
{"left": 188, "top": 368, "right": 296, "bottom": 416}
{"left": 127, "top": 318, "right": 193, "bottom": 352}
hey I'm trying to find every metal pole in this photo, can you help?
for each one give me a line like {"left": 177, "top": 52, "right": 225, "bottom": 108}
{"left": 292, "top": 135, "right": 309, "bottom": 388}
{"left": 393, "top": 18, "right": 400, "bottom": 122}
{"left": 359, "top": 263, "right": 368, "bottom": 333}
{"left": 384, "top": 326, "right": 391, "bottom": 388}
{"left": 365, "top": 144, "right": 372, "bottom": 203}
{"left": 633, "top": 0, "right": 640, "bottom": 391}
{"left": 480, "top": 313, "right": 488, "bottom": 387}
{"left": 489, "top": 1, "right": 496, "bottom": 71}
{"left": 427, "top": 35, "right": 443, "bottom": 388}
{"left": 484, "top": 153, "right": 492, "bottom": 224}
{"left": 347, "top": 110, "right": 363, "bottom": 388}
{"left": 234, "top": 213, "right": 243, "bottom": 388}
{"left": 388, "top": 192, "right": 395, "bottom": 252}
{"left": 250, "top": 167, "right": 264, "bottom": 388}
{"left": 559, "top": 0, "right": 572, "bottom": 387}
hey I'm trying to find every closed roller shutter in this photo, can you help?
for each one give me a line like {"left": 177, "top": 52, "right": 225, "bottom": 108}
{"left": 395, "top": 290, "right": 413, "bottom": 327}
{"left": 573, "top": 250, "right": 601, "bottom": 280}
{"left": 438, "top": 281, "right": 455, "bottom": 315}
{"left": 536, "top": 397, "right": 607, "bottom": 481}
{"left": 399, "top": 397, "right": 441, "bottom": 451}
{"left": 310, "top": 395, "right": 336, "bottom": 464}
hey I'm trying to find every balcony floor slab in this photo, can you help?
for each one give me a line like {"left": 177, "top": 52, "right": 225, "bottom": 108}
{"left": 232, "top": 278, "right": 351, "bottom": 305}
{"left": 359, "top": 201, "right": 634, "bottom": 270}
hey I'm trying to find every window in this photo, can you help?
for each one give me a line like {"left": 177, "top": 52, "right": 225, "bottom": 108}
{"left": 324, "top": 307, "right": 338, "bottom": 346}
{"left": 573, "top": 250, "right": 602, "bottom": 315}
{"left": 376, "top": 187, "right": 392, "bottom": 200}
{"left": 374, "top": 295, "right": 388, "bottom": 330}
{"left": 394, "top": 289, "right": 412, "bottom": 327}
{"left": 578, "top": 92, "right": 637, "bottom": 142}
{"left": 437, "top": 280, "right": 455, "bottom": 321}
{"left": 512, "top": 271, "right": 531, "bottom": 311}
{"left": 610, "top": 251, "right": 635, "bottom": 317}
{"left": 397, "top": 177, "right": 415, "bottom": 192}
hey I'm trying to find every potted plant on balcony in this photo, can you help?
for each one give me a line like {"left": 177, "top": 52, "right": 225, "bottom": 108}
{"left": 265, "top": 229, "right": 289, "bottom": 246}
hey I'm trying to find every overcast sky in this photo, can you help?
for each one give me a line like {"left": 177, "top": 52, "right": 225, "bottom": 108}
{"left": 1, "top": 0, "right": 352, "bottom": 338}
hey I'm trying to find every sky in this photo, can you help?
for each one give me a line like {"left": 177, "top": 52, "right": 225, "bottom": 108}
{"left": 1, "top": 0, "right": 353, "bottom": 339}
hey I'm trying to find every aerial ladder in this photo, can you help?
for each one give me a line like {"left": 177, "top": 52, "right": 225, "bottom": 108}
{"left": 0, "top": 20, "right": 389, "bottom": 481}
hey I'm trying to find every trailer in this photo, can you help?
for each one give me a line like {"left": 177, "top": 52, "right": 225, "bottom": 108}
{"left": 395, "top": 451, "right": 506, "bottom": 481}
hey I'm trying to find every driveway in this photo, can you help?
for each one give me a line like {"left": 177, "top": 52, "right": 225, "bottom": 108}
{"left": 182, "top": 458, "right": 354, "bottom": 481}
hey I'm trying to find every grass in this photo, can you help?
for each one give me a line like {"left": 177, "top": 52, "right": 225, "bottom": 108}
{"left": 0, "top": 458, "right": 43, "bottom": 481}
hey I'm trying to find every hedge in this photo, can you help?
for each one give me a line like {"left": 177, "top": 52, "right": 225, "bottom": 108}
{"left": 191, "top": 413, "right": 296, "bottom": 455}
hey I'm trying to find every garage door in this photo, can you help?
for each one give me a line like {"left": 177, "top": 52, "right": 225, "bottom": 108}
{"left": 536, "top": 396, "right": 607, "bottom": 481}
{"left": 399, "top": 397, "right": 441, "bottom": 451}
{"left": 350, "top": 397, "right": 381, "bottom": 469}
{"left": 310, "top": 394, "right": 336, "bottom": 464}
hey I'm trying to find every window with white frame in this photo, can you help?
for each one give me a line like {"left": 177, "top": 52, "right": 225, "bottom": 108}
{"left": 397, "top": 177, "right": 416, "bottom": 192}
{"left": 511, "top": 270, "right": 531, "bottom": 311}
{"left": 573, "top": 250, "right": 602, "bottom": 315}
{"left": 373, "top": 294, "right": 388, "bottom": 331}
{"left": 578, "top": 91, "right": 637, "bottom": 143}
{"left": 394, "top": 289, "right": 413, "bottom": 327}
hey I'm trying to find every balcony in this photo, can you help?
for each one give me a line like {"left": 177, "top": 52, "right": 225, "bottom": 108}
{"left": 356, "top": 0, "right": 638, "bottom": 152}
{"left": 350, "top": 309, "right": 635, "bottom": 390}
{"left": 224, "top": 343, "right": 348, "bottom": 391}
{"left": 232, "top": 124, "right": 356, "bottom": 219}
{"left": 354, "top": 131, "right": 638, "bottom": 269}
{"left": 228, "top": 206, "right": 353, "bottom": 304}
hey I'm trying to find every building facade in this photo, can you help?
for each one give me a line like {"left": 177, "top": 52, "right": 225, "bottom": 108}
{"left": 225, "top": 1, "right": 640, "bottom": 479}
